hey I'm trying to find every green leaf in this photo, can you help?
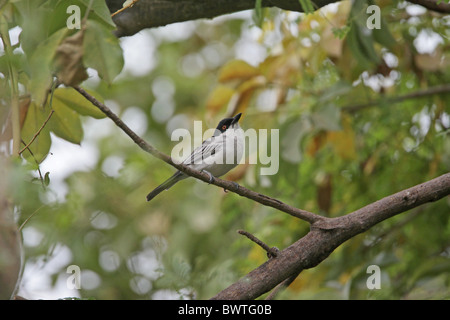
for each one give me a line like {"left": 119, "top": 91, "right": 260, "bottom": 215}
{"left": 44, "top": 171, "right": 51, "bottom": 186}
{"left": 79, "top": 0, "right": 116, "bottom": 28}
{"left": 53, "top": 87, "right": 106, "bottom": 119}
{"left": 253, "top": 0, "right": 264, "bottom": 28}
{"left": 83, "top": 20, "right": 124, "bottom": 83}
{"left": 21, "top": 102, "right": 52, "bottom": 164}
{"left": 372, "top": 15, "right": 396, "bottom": 49}
{"left": 49, "top": 98, "right": 84, "bottom": 144}
{"left": 28, "top": 28, "right": 68, "bottom": 106}
{"left": 299, "top": 0, "right": 315, "bottom": 14}
{"left": 346, "top": 22, "right": 378, "bottom": 69}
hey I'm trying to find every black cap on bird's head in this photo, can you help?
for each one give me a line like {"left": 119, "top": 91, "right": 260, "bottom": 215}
{"left": 213, "top": 113, "right": 242, "bottom": 136}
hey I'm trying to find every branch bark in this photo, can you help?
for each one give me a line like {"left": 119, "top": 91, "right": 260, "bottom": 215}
{"left": 211, "top": 172, "right": 450, "bottom": 299}
{"left": 106, "top": 0, "right": 340, "bottom": 37}
{"left": 106, "top": 0, "right": 450, "bottom": 37}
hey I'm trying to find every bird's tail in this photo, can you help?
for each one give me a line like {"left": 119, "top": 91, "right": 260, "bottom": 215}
{"left": 146, "top": 171, "right": 186, "bottom": 202}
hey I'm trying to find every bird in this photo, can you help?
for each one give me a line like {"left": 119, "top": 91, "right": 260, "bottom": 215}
{"left": 146, "top": 113, "right": 244, "bottom": 202}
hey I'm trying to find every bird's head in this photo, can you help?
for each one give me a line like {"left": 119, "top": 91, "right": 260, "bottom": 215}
{"left": 213, "top": 113, "right": 242, "bottom": 136}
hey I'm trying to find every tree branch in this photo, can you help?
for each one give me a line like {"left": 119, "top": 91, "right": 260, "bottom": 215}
{"left": 211, "top": 173, "right": 450, "bottom": 299}
{"left": 106, "top": 0, "right": 340, "bottom": 37}
{"left": 106, "top": 0, "right": 450, "bottom": 37}
{"left": 73, "top": 85, "right": 322, "bottom": 224}
{"left": 237, "top": 229, "right": 279, "bottom": 258}
{"left": 342, "top": 84, "right": 450, "bottom": 113}
{"left": 407, "top": 0, "right": 450, "bottom": 14}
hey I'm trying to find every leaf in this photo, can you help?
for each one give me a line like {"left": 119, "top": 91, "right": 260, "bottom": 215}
{"left": 253, "top": 0, "right": 264, "bottom": 27}
{"left": 53, "top": 29, "right": 89, "bottom": 87}
{"left": 218, "top": 59, "right": 260, "bottom": 83}
{"left": 53, "top": 87, "right": 106, "bottom": 119}
{"left": 372, "top": 15, "right": 396, "bottom": 49}
{"left": 83, "top": 20, "right": 124, "bottom": 83}
{"left": 234, "top": 76, "right": 266, "bottom": 113}
{"left": 49, "top": 98, "right": 83, "bottom": 144}
{"left": 346, "top": 23, "right": 374, "bottom": 69}
{"left": 79, "top": 0, "right": 116, "bottom": 28}
{"left": 206, "top": 85, "right": 235, "bottom": 114}
{"left": 44, "top": 171, "right": 51, "bottom": 186}
{"left": 21, "top": 102, "right": 52, "bottom": 164}
{"left": 326, "top": 115, "right": 356, "bottom": 160}
{"left": 28, "top": 28, "right": 68, "bottom": 106}
{"left": 299, "top": 0, "right": 315, "bottom": 14}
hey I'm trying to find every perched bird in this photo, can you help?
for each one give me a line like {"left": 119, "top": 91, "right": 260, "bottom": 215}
{"left": 146, "top": 113, "right": 244, "bottom": 201}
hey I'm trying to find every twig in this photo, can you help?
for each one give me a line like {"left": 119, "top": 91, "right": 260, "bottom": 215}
{"left": 18, "top": 110, "right": 54, "bottom": 155}
{"left": 342, "top": 84, "right": 450, "bottom": 113}
{"left": 237, "top": 230, "right": 279, "bottom": 258}
{"left": 111, "top": 0, "right": 140, "bottom": 18}
{"left": 20, "top": 139, "right": 46, "bottom": 188}
{"left": 72, "top": 85, "right": 322, "bottom": 224}
{"left": 18, "top": 205, "right": 46, "bottom": 232}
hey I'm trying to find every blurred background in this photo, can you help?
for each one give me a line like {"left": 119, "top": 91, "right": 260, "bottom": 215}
{"left": 1, "top": 1, "right": 449, "bottom": 299}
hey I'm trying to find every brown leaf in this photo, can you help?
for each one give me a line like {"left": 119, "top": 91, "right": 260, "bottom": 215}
{"left": 53, "top": 29, "right": 88, "bottom": 86}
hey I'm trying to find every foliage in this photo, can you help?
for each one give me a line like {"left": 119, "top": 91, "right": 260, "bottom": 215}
{"left": 0, "top": 0, "right": 449, "bottom": 299}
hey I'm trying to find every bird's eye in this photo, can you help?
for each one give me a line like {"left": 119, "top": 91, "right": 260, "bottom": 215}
{"left": 222, "top": 125, "right": 227, "bottom": 130}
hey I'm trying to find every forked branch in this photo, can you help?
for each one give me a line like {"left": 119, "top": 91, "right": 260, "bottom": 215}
{"left": 73, "top": 85, "right": 450, "bottom": 300}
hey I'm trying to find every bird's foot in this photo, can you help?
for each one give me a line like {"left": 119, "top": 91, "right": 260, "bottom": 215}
{"left": 202, "top": 170, "right": 215, "bottom": 184}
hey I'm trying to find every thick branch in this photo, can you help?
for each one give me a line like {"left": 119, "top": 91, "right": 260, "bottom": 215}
{"left": 106, "top": 0, "right": 340, "bottom": 37}
{"left": 408, "top": 0, "right": 450, "bottom": 14}
{"left": 73, "top": 86, "right": 321, "bottom": 224}
{"left": 106, "top": 0, "right": 450, "bottom": 37}
{"left": 211, "top": 173, "right": 450, "bottom": 299}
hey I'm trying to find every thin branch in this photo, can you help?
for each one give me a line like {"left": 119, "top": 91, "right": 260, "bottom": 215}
{"left": 111, "top": 0, "right": 140, "bottom": 17}
{"left": 342, "top": 84, "right": 450, "bottom": 113}
{"left": 73, "top": 85, "right": 322, "bottom": 224}
{"left": 18, "top": 110, "right": 54, "bottom": 155}
{"left": 18, "top": 205, "right": 46, "bottom": 232}
{"left": 237, "top": 230, "right": 279, "bottom": 258}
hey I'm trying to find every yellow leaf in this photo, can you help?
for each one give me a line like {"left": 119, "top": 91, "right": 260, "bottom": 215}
{"left": 205, "top": 85, "right": 235, "bottom": 114}
{"left": 233, "top": 76, "right": 266, "bottom": 114}
{"left": 326, "top": 116, "right": 356, "bottom": 160}
{"left": 218, "top": 59, "right": 260, "bottom": 83}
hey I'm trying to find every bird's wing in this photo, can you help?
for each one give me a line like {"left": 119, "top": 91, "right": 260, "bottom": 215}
{"left": 182, "top": 136, "right": 223, "bottom": 165}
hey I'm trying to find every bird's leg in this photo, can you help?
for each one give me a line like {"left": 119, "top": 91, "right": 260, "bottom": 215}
{"left": 201, "top": 170, "right": 215, "bottom": 184}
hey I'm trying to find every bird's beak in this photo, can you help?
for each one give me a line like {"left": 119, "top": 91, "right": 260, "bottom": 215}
{"left": 231, "top": 113, "right": 242, "bottom": 125}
